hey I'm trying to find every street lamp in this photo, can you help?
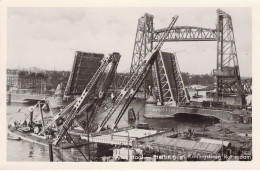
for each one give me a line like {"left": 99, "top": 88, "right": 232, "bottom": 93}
{"left": 125, "top": 130, "right": 130, "bottom": 161}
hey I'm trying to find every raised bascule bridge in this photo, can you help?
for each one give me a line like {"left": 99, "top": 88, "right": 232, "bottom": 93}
{"left": 41, "top": 9, "right": 252, "bottom": 146}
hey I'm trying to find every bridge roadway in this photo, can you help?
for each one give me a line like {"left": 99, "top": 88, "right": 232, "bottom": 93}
{"left": 144, "top": 104, "right": 249, "bottom": 122}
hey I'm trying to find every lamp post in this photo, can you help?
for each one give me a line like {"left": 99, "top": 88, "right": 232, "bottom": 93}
{"left": 125, "top": 130, "right": 130, "bottom": 161}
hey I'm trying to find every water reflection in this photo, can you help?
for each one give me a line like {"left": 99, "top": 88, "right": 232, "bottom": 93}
{"left": 28, "top": 144, "right": 34, "bottom": 158}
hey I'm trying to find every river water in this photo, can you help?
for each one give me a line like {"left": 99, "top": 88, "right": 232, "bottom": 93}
{"left": 6, "top": 90, "right": 251, "bottom": 162}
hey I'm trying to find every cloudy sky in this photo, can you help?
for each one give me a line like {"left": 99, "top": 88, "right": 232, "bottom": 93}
{"left": 7, "top": 7, "right": 252, "bottom": 77}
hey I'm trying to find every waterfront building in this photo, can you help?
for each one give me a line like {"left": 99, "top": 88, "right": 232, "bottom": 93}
{"left": 7, "top": 69, "right": 19, "bottom": 88}
{"left": 7, "top": 69, "right": 47, "bottom": 92}
{"left": 148, "top": 137, "right": 224, "bottom": 161}
{"left": 18, "top": 71, "right": 47, "bottom": 91}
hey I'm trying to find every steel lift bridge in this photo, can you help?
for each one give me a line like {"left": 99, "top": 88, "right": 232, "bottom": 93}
{"left": 130, "top": 9, "right": 252, "bottom": 107}
{"left": 46, "top": 15, "right": 179, "bottom": 146}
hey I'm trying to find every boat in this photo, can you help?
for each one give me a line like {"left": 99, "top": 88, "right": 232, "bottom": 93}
{"left": 137, "top": 122, "right": 149, "bottom": 129}
{"left": 17, "top": 127, "right": 31, "bottom": 133}
{"left": 193, "top": 94, "right": 203, "bottom": 98}
{"left": 7, "top": 134, "right": 21, "bottom": 141}
{"left": 192, "top": 91, "right": 203, "bottom": 99}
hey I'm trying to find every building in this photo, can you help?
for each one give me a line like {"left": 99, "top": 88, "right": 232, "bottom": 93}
{"left": 7, "top": 69, "right": 19, "bottom": 89}
{"left": 199, "top": 138, "right": 231, "bottom": 148}
{"left": 18, "top": 71, "right": 47, "bottom": 91}
{"left": 113, "top": 147, "right": 143, "bottom": 161}
{"left": 7, "top": 69, "right": 47, "bottom": 92}
{"left": 149, "top": 137, "right": 223, "bottom": 161}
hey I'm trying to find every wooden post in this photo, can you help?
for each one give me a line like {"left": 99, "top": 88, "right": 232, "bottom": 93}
{"left": 49, "top": 143, "right": 54, "bottom": 162}
{"left": 29, "top": 110, "right": 33, "bottom": 124}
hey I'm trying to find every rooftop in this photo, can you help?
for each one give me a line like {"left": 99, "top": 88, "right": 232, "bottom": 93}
{"left": 152, "top": 137, "right": 223, "bottom": 154}
{"left": 81, "top": 128, "right": 158, "bottom": 146}
{"left": 199, "top": 138, "right": 230, "bottom": 147}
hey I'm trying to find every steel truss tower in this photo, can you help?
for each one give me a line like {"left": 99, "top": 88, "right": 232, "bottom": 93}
{"left": 214, "top": 9, "right": 245, "bottom": 104}
{"left": 130, "top": 13, "right": 154, "bottom": 75}
{"left": 130, "top": 13, "right": 190, "bottom": 106}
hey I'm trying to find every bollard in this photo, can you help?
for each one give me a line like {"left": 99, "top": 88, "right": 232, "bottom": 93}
{"left": 49, "top": 143, "right": 54, "bottom": 162}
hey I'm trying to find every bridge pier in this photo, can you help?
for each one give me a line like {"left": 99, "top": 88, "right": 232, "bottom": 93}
{"left": 212, "top": 93, "right": 247, "bottom": 106}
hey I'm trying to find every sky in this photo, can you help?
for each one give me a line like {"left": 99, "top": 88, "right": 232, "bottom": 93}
{"left": 7, "top": 7, "right": 252, "bottom": 77}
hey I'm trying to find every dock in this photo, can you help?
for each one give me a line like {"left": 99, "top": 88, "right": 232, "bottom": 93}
{"left": 8, "top": 127, "right": 89, "bottom": 150}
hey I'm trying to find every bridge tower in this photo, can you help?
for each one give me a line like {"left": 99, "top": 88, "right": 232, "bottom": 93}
{"left": 130, "top": 14, "right": 189, "bottom": 106}
{"left": 130, "top": 13, "right": 154, "bottom": 75}
{"left": 213, "top": 9, "right": 246, "bottom": 105}
{"left": 130, "top": 13, "right": 154, "bottom": 98}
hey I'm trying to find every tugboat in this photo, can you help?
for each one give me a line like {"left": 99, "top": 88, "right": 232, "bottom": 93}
{"left": 192, "top": 91, "right": 203, "bottom": 99}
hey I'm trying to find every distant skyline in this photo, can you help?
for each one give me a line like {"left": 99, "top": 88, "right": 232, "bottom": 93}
{"left": 7, "top": 7, "right": 252, "bottom": 77}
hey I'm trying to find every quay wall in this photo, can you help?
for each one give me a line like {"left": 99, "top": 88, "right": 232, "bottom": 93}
{"left": 6, "top": 93, "right": 47, "bottom": 103}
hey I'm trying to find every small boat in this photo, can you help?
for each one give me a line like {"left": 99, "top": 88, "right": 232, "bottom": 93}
{"left": 193, "top": 94, "right": 203, "bottom": 98}
{"left": 137, "top": 122, "right": 149, "bottom": 129}
{"left": 17, "top": 127, "right": 31, "bottom": 133}
{"left": 7, "top": 135, "right": 21, "bottom": 141}
{"left": 193, "top": 91, "right": 203, "bottom": 98}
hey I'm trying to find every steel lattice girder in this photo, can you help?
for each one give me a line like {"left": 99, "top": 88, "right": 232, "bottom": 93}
{"left": 153, "top": 51, "right": 189, "bottom": 106}
{"left": 170, "top": 53, "right": 190, "bottom": 104}
{"left": 241, "top": 79, "right": 252, "bottom": 94}
{"left": 114, "top": 73, "right": 130, "bottom": 89}
{"left": 152, "top": 26, "right": 217, "bottom": 42}
{"left": 217, "top": 79, "right": 252, "bottom": 95}
{"left": 155, "top": 51, "right": 176, "bottom": 106}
